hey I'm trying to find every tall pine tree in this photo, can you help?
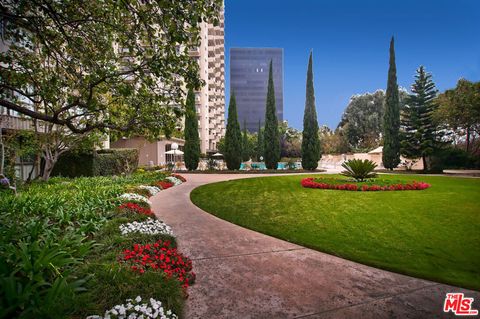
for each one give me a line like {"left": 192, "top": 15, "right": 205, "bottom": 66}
{"left": 301, "top": 51, "right": 321, "bottom": 170}
{"left": 383, "top": 36, "right": 401, "bottom": 170}
{"left": 184, "top": 88, "right": 201, "bottom": 170}
{"left": 242, "top": 120, "right": 250, "bottom": 161}
{"left": 263, "top": 60, "right": 280, "bottom": 169}
{"left": 256, "top": 119, "right": 264, "bottom": 161}
{"left": 224, "top": 92, "right": 242, "bottom": 170}
{"left": 401, "top": 66, "right": 439, "bottom": 171}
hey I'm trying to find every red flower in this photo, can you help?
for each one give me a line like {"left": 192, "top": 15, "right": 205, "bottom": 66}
{"left": 171, "top": 174, "right": 187, "bottom": 182}
{"left": 118, "top": 202, "right": 154, "bottom": 216}
{"left": 300, "top": 178, "right": 431, "bottom": 192}
{"left": 156, "top": 181, "right": 174, "bottom": 190}
{"left": 120, "top": 240, "right": 195, "bottom": 292}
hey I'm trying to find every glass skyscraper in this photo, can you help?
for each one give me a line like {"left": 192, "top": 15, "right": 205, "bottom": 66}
{"left": 230, "top": 48, "right": 283, "bottom": 132}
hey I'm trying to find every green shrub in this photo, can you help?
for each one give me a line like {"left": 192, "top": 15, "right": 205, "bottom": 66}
{"left": 94, "top": 149, "right": 139, "bottom": 176}
{"left": 52, "top": 149, "right": 139, "bottom": 177}
{"left": 341, "top": 159, "right": 377, "bottom": 181}
{"left": 431, "top": 147, "right": 480, "bottom": 170}
{"left": 52, "top": 151, "right": 95, "bottom": 177}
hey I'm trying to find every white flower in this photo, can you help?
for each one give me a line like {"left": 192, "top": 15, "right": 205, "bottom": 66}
{"left": 137, "top": 185, "right": 161, "bottom": 196}
{"left": 119, "top": 218, "right": 173, "bottom": 236}
{"left": 119, "top": 193, "right": 151, "bottom": 205}
{"left": 165, "top": 176, "right": 182, "bottom": 186}
{"left": 86, "top": 296, "right": 178, "bottom": 318}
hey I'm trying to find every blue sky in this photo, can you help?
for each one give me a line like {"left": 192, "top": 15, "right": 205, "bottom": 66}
{"left": 224, "top": 0, "right": 480, "bottom": 130}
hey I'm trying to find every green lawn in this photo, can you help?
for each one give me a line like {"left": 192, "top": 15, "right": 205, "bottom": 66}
{"left": 190, "top": 174, "right": 480, "bottom": 290}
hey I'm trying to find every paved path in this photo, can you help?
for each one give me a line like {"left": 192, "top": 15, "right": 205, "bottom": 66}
{"left": 151, "top": 174, "right": 479, "bottom": 319}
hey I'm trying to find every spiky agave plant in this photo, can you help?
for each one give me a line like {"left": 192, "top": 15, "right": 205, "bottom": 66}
{"left": 341, "top": 159, "right": 378, "bottom": 182}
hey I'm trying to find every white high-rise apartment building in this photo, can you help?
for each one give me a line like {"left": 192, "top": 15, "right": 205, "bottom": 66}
{"left": 190, "top": 9, "right": 225, "bottom": 154}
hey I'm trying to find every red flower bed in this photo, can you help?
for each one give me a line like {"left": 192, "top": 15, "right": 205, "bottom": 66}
{"left": 118, "top": 202, "right": 154, "bottom": 216}
{"left": 156, "top": 181, "right": 174, "bottom": 190}
{"left": 121, "top": 240, "right": 195, "bottom": 290}
{"left": 301, "top": 177, "right": 431, "bottom": 191}
{"left": 171, "top": 174, "right": 187, "bottom": 182}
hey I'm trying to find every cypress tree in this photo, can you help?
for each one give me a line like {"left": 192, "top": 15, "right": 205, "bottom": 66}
{"left": 256, "top": 119, "right": 263, "bottom": 161}
{"left": 242, "top": 120, "right": 250, "bottom": 161}
{"left": 301, "top": 51, "right": 321, "bottom": 170}
{"left": 382, "top": 36, "right": 401, "bottom": 170}
{"left": 183, "top": 88, "right": 201, "bottom": 170}
{"left": 263, "top": 60, "right": 280, "bottom": 169}
{"left": 224, "top": 92, "right": 242, "bottom": 170}
{"left": 400, "top": 66, "right": 439, "bottom": 171}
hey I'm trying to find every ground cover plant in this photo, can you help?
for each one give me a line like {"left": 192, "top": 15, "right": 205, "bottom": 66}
{"left": 0, "top": 171, "right": 188, "bottom": 318}
{"left": 301, "top": 177, "right": 430, "bottom": 191}
{"left": 191, "top": 174, "right": 480, "bottom": 290}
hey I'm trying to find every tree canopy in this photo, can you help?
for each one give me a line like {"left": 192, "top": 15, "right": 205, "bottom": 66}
{"left": 435, "top": 79, "right": 480, "bottom": 153}
{"left": 0, "top": 0, "right": 222, "bottom": 137}
{"left": 338, "top": 89, "right": 408, "bottom": 151}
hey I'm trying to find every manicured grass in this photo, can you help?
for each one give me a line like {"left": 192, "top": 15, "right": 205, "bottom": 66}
{"left": 191, "top": 174, "right": 480, "bottom": 290}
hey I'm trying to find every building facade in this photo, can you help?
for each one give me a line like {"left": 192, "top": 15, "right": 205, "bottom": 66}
{"left": 230, "top": 48, "right": 283, "bottom": 132}
{"left": 190, "top": 9, "right": 226, "bottom": 154}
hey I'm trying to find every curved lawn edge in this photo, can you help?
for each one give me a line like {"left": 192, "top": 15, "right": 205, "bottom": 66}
{"left": 190, "top": 174, "right": 480, "bottom": 291}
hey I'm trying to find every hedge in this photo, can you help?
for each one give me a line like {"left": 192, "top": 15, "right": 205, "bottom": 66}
{"left": 52, "top": 149, "right": 139, "bottom": 177}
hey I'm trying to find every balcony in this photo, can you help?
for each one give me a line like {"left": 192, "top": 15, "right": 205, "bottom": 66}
{"left": 0, "top": 114, "right": 34, "bottom": 130}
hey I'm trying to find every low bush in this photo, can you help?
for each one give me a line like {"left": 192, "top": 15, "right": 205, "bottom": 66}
{"left": 341, "top": 159, "right": 377, "bottom": 181}
{"left": 52, "top": 149, "right": 139, "bottom": 178}
{"left": 94, "top": 149, "right": 139, "bottom": 176}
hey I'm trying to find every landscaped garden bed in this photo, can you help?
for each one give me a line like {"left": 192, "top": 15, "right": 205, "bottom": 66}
{"left": 0, "top": 171, "right": 189, "bottom": 318}
{"left": 301, "top": 177, "right": 431, "bottom": 191}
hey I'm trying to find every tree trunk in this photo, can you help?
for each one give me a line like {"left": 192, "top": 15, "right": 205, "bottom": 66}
{"left": 26, "top": 154, "right": 40, "bottom": 182}
{"left": 422, "top": 155, "right": 427, "bottom": 172}
{"left": 466, "top": 128, "right": 471, "bottom": 153}
{"left": 0, "top": 127, "right": 4, "bottom": 175}
{"left": 41, "top": 150, "right": 59, "bottom": 181}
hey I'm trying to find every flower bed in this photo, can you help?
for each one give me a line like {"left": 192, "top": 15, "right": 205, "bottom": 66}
{"left": 166, "top": 176, "right": 182, "bottom": 186}
{"left": 155, "top": 181, "right": 174, "bottom": 190}
{"left": 171, "top": 174, "right": 186, "bottom": 183}
{"left": 118, "top": 202, "right": 155, "bottom": 216}
{"left": 120, "top": 218, "right": 173, "bottom": 236}
{"left": 86, "top": 296, "right": 178, "bottom": 319}
{"left": 301, "top": 177, "right": 431, "bottom": 191}
{"left": 119, "top": 193, "right": 152, "bottom": 204}
{"left": 137, "top": 185, "right": 161, "bottom": 197}
{"left": 122, "top": 240, "right": 195, "bottom": 290}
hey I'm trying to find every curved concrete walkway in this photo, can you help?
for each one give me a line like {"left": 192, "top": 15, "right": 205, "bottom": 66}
{"left": 151, "top": 174, "right": 479, "bottom": 319}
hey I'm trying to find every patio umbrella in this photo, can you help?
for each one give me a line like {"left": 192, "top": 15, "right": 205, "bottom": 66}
{"left": 165, "top": 149, "right": 184, "bottom": 155}
{"left": 212, "top": 152, "right": 223, "bottom": 157}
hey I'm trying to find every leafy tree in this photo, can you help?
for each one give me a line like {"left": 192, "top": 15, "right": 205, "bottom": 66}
{"left": 301, "top": 52, "right": 321, "bottom": 170}
{"left": 1, "top": 0, "right": 221, "bottom": 133}
{"left": 263, "top": 61, "right": 280, "bottom": 169}
{"left": 435, "top": 79, "right": 480, "bottom": 153}
{"left": 0, "top": 0, "right": 221, "bottom": 179}
{"left": 184, "top": 89, "right": 200, "bottom": 170}
{"left": 224, "top": 93, "right": 242, "bottom": 170}
{"left": 242, "top": 120, "right": 250, "bottom": 161}
{"left": 319, "top": 126, "right": 350, "bottom": 154}
{"left": 382, "top": 37, "right": 401, "bottom": 170}
{"left": 337, "top": 90, "right": 409, "bottom": 151}
{"left": 256, "top": 120, "right": 264, "bottom": 160}
{"left": 280, "top": 121, "right": 302, "bottom": 158}
{"left": 401, "top": 66, "right": 439, "bottom": 170}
